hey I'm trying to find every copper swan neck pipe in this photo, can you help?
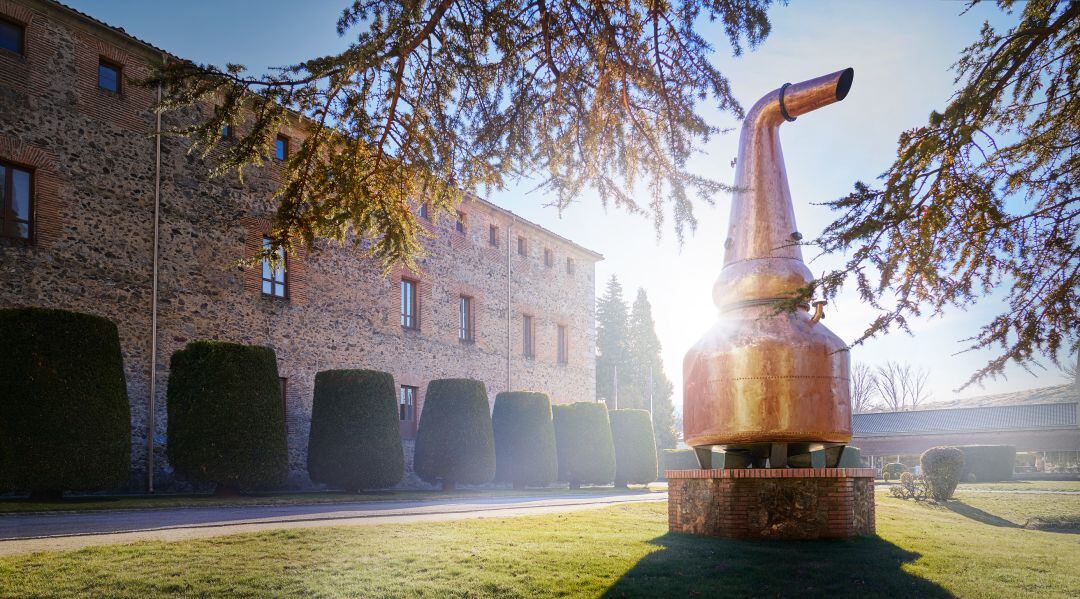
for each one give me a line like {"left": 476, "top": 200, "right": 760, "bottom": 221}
{"left": 713, "top": 68, "right": 854, "bottom": 311}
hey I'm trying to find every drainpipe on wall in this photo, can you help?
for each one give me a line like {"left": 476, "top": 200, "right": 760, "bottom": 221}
{"left": 147, "top": 54, "right": 165, "bottom": 493}
{"left": 506, "top": 216, "right": 515, "bottom": 393}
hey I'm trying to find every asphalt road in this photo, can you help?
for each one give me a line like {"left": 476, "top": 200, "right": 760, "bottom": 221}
{"left": 0, "top": 491, "right": 667, "bottom": 556}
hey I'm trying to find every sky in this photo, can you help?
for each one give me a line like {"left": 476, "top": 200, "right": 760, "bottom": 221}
{"left": 68, "top": 0, "right": 1075, "bottom": 407}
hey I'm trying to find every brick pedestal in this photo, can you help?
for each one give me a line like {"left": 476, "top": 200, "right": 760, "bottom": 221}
{"left": 667, "top": 468, "right": 876, "bottom": 539}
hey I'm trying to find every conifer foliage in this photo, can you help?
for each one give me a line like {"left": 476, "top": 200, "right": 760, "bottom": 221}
{"left": 147, "top": 1, "right": 775, "bottom": 268}
{"left": 812, "top": 0, "right": 1078, "bottom": 386}
{"left": 596, "top": 277, "right": 677, "bottom": 450}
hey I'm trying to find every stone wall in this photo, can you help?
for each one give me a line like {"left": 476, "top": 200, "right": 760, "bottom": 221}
{"left": 0, "top": 0, "right": 600, "bottom": 490}
{"left": 667, "top": 468, "right": 876, "bottom": 539}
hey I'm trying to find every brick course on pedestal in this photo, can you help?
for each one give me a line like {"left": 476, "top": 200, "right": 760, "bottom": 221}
{"left": 667, "top": 468, "right": 876, "bottom": 539}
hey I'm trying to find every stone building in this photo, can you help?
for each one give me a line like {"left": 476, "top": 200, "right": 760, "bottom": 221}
{"left": 0, "top": 0, "right": 601, "bottom": 490}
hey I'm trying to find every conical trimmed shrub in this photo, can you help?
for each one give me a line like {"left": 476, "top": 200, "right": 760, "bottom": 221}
{"left": 414, "top": 378, "right": 495, "bottom": 490}
{"left": 0, "top": 308, "right": 131, "bottom": 498}
{"left": 552, "top": 402, "right": 615, "bottom": 488}
{"left": 308, "top": 369, "right": 404, "bottom": 492}
{"left": 167, "top": 341, "right": 287, "bottom": 492}
{"left": 610, "top": 409, "right": 657, "bottom": 486}
{"left": 492, "top": 391, "right": 557, "bottom": 489}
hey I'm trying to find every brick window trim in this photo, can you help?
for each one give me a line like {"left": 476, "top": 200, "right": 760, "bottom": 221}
{"left": 239, "top": 216, "right": 307, "bottom": 305}
{"left": 557, "top": 323, "right": 569, "bottom": 366}
{"left": 97, "top": 55, "right": 123, "bottom": 95}
{"left": 0, "top": 157, "right": 33, "bottom": 242}
{"left": 0, "top": 135, "right": 61, "bottom": 248}
{"left": 400, "top": 277, "right": 421, "bottom": 331}
{"left": 74, "top": 30, "right": 154, "bottom": 132}
{"left": 0, "top": 13, "right": 26, "bottom": 57}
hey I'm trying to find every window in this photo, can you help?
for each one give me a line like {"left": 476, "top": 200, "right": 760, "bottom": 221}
{"left": 401, "top": 278, "right": 418, "bottom": 329}
{"left": 221, "top": 124, "right": 233, "bottom": 140}
{"left": 522, "top": 314, "right": 534, "bottom": 358}
{"left": 566, "top": 257, "right": 575, "bottom": 275}
{"left": 279, "top": 377, "right": 288, "bottom": 417}
{"left": 517, "top": 236, "right": 527, "bottom": 256}
{"left": 261, "top": 237, "right": 287, "bottom": 298}
{"left": 0, "top": 17, "right": 24, "bottom": 56}
{"left": 98, "top": 58, "right": 121, "bottom": 93}
{"left": 459, "top": 295, "right": 474, "bottom": 342}
{"left": 455, "top": 210, "right": 466, "bottom": 233}
{"left": 275, "top": 134, "right": 289, "bottom": 160}
{"left": 557, "top": 325, "right": 568, "bottom": 365}
{"left": 419, "top": 202, "right": 430, "bottom": 220}
{"left": 544, "top": 248, "right": 553, "bottom": 267}
{"left": 0, "top": 161, "right": 32, "bottom": 240}
{"left": 399, "top": 386, "right": 417, "bottom": 421}
{"left": 488, "top": 224, "right": 498, "bottom": 247}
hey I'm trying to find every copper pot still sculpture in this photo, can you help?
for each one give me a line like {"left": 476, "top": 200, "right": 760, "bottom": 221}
{"left": 683, "top": 68, "right": 855, "bottom": 469}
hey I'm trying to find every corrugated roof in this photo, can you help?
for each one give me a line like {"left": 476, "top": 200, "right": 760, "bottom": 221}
{"left": 852, "top": 402, "right": 1078, "bottom": 437}
{"left": 924, "top": 384, "right": 1079, "bottom": 409}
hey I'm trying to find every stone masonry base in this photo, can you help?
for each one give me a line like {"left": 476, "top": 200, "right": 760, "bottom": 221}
{"left": 667, "top": 468, "right": 876, "bottom": 539}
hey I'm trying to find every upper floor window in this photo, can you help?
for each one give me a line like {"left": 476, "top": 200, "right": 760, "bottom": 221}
{"left": 261, "top": 237, "right": 287, "bottom": 298}
{"left": 401, "top": 278, "right": 418, "bottom": 329}
{"left": 0, "top": 17, "right": 25, "bottom": 56}
{"left": 275, "top": 134, "right": 289, "bottom": 160}
{"left": 419, "top": 202, "right": 430, "bottom": 220}
{"left": 98, "top": 58, "right": 121, "bottom": 94}
{"left": 522, "top": 314, "right": 535, "bottom": 358}
{"left": 544, "top": 248, "right": 553, "bottom": 267}
{"left": 455, "top": 210, "right": 466, "bottom": 233}
{"left": 0, "top": 161, "right": 32, "bottom": 240}
{"left": 557, "top": 325, "right": 568, "bottom": 365}
{"left": 517, "top": 236, "right": 527, "bottom": 256}
{"left": 459, "top": 295, "right": 474, "bottom": 342}
{"left": 566, "top": 257, "right": 575, "bottom": 275}
{"left": 488, "top": 224, "right": 498, "bottom": 247}
{"left": 400, "top": 385, "right": 417, "bottom": 421}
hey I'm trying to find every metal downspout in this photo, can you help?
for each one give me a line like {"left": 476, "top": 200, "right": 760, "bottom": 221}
{"left": 148, "top": 56, "right": 164, "bottom": 493}
{"left": 506, "top": 216, "right": 515, "bottom": 392}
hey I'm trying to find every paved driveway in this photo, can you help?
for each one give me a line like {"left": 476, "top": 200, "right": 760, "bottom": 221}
{"left": 0, "top": 491, "right": 666, "bottom": 556}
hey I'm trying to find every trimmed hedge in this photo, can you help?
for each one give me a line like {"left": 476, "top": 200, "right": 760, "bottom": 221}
{"left": 610, "top": 409, "right": 657, "bottom": 486}
{"left": 492, "top": 391, "right": 557, "bottom": 489}
{"left": 660, "top": 449, "right": 700, "bottom": 479}
{"left": 881, "top": 462, "right": 908, "bottom": 481}
{"left": 957, "top": 445, "right": 1015, "bottom": 482}
{"left": 0, "top": 308, "right": 131, "bottom": 497}
{"left": 307, "top": 370, "right": 404, "bottom": 492}
{"left": 167, "top": 341, "right": 288, "bottom": 492}
{"left": 413, "top": 379, "right": 495, "bottom": 490}
{"left": 921, "top": 446, "right": 965, "bottom": 500}
{"left": 552, "top": 402, "right": 615, "bottom": 488}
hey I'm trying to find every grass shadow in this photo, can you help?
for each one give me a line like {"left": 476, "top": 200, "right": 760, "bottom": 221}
{"left": 602, "top": 532, "right": 952, "bottom": 598}
{"left": 941, "top": 501, "right": 1019, "bottom": 528}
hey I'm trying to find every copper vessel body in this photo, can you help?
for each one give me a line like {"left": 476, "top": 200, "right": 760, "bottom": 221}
{"left": 683, "top": 68, "right": 855, "bottom": 451}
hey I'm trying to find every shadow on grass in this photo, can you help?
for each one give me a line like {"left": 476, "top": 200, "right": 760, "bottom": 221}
{"left": 602, "top": 532, "right": 952, "bottom": 599}
{"left": 941, "top": 501, "right": 1019, "bottom": 528}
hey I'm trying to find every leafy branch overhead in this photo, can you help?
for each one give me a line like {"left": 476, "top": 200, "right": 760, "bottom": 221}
{"left": 809, "top": 0, "right": 1078, "bottom": 387}
{"left": 148, "top": 0, "right": 775, "bottom": 268}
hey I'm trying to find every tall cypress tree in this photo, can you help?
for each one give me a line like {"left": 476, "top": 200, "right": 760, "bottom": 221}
{"left": 627, "top": 289, "right": 677, "bottom": 450}
{"left": 596, "top": 276, "right": 630, "bottom": 410}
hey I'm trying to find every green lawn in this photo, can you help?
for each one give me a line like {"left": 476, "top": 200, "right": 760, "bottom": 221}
{"left": 2, "top": 492, "right": 1078, "bottom": 598}
{"left": 0, "top": 485, "right": 663, "bottom": 514}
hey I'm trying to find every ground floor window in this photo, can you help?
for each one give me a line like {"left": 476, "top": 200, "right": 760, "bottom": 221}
{"left": 400, "top": 385, "right": 418, "bottom": 439}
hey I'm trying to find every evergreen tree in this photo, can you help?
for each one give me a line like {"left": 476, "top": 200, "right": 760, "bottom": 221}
{"left": 595, "top": 276, "right": 630, "bottom": 410}
{"left": 626, "top": 289, "right": 677, "bottom": 450}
